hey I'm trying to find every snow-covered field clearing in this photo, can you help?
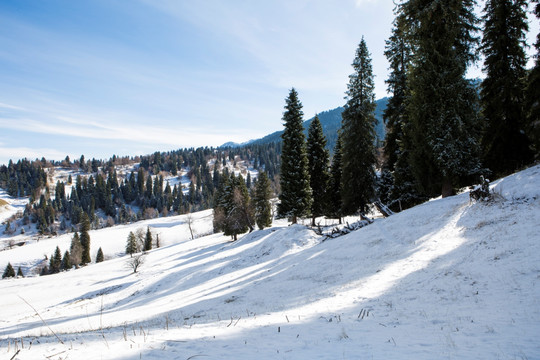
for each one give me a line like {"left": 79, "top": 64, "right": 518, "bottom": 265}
{"left": 1, "top": 165, "right": 539, "bottom": 359}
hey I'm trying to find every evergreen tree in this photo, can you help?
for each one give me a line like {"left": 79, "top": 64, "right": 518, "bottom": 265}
{"left": 96, "top": 247, "right": 104, "bottom": 263}
{"left": 252, "top": 172, "right": 273, "bottom": 230}
{"left": 17, "top": 266, "right": 24, "bottom": 277}
{"left": 126, "top": 231, "right": 138, "bottom": 257}
{"left": 383, "top": 10, "right": 413, "bottom": 172}
{"left": 277, "top": 88, "right": 312, "bottom": 223}
{"left": 79, "top": 212, "right": 91, "bottom": 265}
{"left": 328, "top": 134, "right": 344, "bottom": 223}
{"left": 306, "top": 115, "right": 330, "bottom": 226}
{"left": 62, "top": 250, "right": 71, "bottom": 270}
{"left": 404, "top": 0, "right": 481, "bottom": 197}
{"left": 70, "top": 232, "right": 82, "bottom": 266}
{"left": 50, "top": 246, "right": 62, "bottom": 273}
{"left": 2, "top": 262, "right": 15, "bottom": 278}
{"left": 144, "top": 226, "right": 153, "bottom": 251}
{"left": 340, "top": 37, "right": 377, "bottom": 215}
{"left": 525, "top": 0, "right": 540, "bottom": 160}
{"left": 480, "top": 0, "right": 532, "bottom": 176}
{"left": 213, "top": 174, "right": 253, "bottom": 240}
{"left": 384, "top": 6, "right": 425, "bottom": 211}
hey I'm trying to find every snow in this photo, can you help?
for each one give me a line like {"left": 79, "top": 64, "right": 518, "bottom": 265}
{"left": 1, "top": 165, "right": 539, "bottom": 359}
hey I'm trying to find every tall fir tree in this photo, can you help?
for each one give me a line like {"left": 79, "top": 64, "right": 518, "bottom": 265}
{"left": 384, "top": 5, "right": 425, "bottom": 211}
{"left": 328, "top": 133, "right": 344, "bottom": 223}
{"left": 480, "top": 0, "right": 533, "bottom": 176}
{"left": 144, "top": 227, "right": 153, "bottom": 251}
{"left": 340, "top": 37, "right": 377, "bottom": 215}
{"left": 383, "top": 11, "right": 413, "bottom": 173}
{"left": 277, "top": 88, "right": 312, "bottom": 223}
{"left": 126, "top": 231, "right": 138, "bottom": 257}
{"left": 252, "top": 171, "right": 273, "bottom": 230}
{"left": 404, "top": 0, "right": 481, "bottom": 197}
{"left": 79, "top": 212, "right": 91, "bottom": 265}
{"left": 306, "top": 115, "right": 330, "bottom": 226}
{"left": 525, "top": 0, "right": 540, "bottom": 160}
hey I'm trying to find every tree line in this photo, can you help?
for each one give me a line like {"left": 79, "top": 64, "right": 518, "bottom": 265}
{"left": 276, "top": 0, "right": 539, "bottom": 224}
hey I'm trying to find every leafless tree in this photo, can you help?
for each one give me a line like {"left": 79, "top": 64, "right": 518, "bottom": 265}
{"left": 126, "top": 253, "right": 145, "bottom": 273}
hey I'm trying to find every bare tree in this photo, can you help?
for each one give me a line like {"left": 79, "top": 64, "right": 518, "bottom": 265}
{"left": 186, "top": 213, "right": 195, "bottom": 240}
{"left": 126, "top": 253, "right": 145, "bottom": 273}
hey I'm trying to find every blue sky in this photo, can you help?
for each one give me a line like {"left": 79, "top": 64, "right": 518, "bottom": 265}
{"left": 0, "top": 0, "right": 538, "bottom": 166}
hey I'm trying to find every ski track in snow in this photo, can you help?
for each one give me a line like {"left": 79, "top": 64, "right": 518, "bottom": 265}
{"left": 0, "top": 166, "right": 539, "bottom": 359}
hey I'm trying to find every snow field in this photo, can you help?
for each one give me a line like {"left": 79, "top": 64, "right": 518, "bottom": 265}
{"left": 0, "top": 165, "right": 539, "bottom": 359}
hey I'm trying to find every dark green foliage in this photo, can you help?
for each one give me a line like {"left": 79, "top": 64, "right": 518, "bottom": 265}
{"left": 80, "top": 212, "right": 91, "bottom": 265}
{"left": 383, "top": 11, "right": 412, "bottom": 172}
{"left": 0, "top": 159, "right": 47, "bottom": 197}
{"left": 404, "top": 0, "right": 481, "bottom": 197}
{"left": 2, "top": 262, "right": 15, "bottom": 279}
{"left": 277, "top": 88, "right": 312, "bottom": 223}
{"left": 61, "top": 250, "right": 71, "bottom": 270}
{"left": 214, "top": 173, "right": 253, "bottom": 240}
{"left": 306, "top": 116, "right": 330, "bottom": 226}
{"left": 252, "top": 172, "right": 273, "bottom": 230}
{"left": 126, "top": 231, "right": 138, "bottom": 257}
{"left": 328, "top": 134, "right": 344, "bottom": 222}
{"left": 249, "top": 100, "right": 388, "bottom": 154}
{"left": 144, "top": 227, "right": 152, "bottom": 251}
{"left": 525, "top": 1, "right": 540, "bottom": 160}
{"left": 480, "top": 0, "right": 533, "bottom": 176}
{"left": 17, "top": 266, "right": 24, "bottom": 277}
{"left": 49, "top": 246, "right": 62, "bottom": 273}
{"left": 340, "top": 38, "right": 377, "bottom": 215}
{"left": 96, "top": 247, "right": 104, "bottom": 263}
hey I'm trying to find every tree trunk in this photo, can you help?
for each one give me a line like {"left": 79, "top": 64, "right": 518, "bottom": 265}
{"left": 291, "top": 215, "right": 297, "bottom": 224}
{"left": 441, "top": 177, "right": 453, "bottom": 198}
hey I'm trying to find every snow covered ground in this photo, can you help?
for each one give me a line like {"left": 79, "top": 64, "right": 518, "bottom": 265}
{"left": 1, "top": 165, "right": 539, "bottom": 359}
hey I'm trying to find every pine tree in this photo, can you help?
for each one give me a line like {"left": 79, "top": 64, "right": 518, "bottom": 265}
{"left": 50, "top": 246, "right": 62, "bottom": 273}
{"left": 96, "top": 247, "right": 104, "bottom": 263}
{"left": 252, "top": 172, "right": 273, "bottom": 230}
{"left": 2, "top": 262, "right": 15, "bottom": 278}
{"left": 144, "top": 226, "right": 153, "bottom": 251}
{"left": 383, "top": 10, "right": 413, "bottom": 172}
{"left": 213, "top": 173, "right": 253, "bottom": 240}
{"left": 79, "top": 212, "right": 91, "bottom": 265}
{"left": 70, "top": 232, "right": 82, "bottom": 266}
{"left": 328, "top": 134, "right": 344, "bottom": 223}
{"left": 62, "top": 250, "right": 71, "bottom": 270}
{"left": 306, "top": 115, "right": 330, "bottom": 226}
{"left": 480, "top": 0, "right": 532, "bottom": 177}
{"left": 17, "top": 266, "right": 24, "bottom": 277}
{"left": 385, "top": 5, "right": 425, "bottom": 211}
{"left": 340, "top": 37, "right": 377, "bottom": 215}
{"left": 126, "top": 231, "right": 137, "bottom": 257}
{"left": 277, "top": 88, "right": 312, "bottom": 223}
{"left": 525, "top": 1, "right": 540, "bottom": 160}
{"left": 404, "top": 0, "right": 481, "bottom": 197}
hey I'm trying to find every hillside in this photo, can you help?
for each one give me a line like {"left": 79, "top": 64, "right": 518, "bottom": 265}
{"left": 0, "top": 165, "right": 539, "bottom": 359}
{"left": 225, "top": 97, "right": 389, "bottom": 151}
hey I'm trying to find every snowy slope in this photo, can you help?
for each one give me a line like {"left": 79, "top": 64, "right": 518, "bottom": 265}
{"left": 0, "top": 166, "right": 539, "bottom": 359}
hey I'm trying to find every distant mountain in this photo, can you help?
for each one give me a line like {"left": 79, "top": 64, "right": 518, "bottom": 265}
{"left": 230, "top": 97, "right": 389, "bottom": 152}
